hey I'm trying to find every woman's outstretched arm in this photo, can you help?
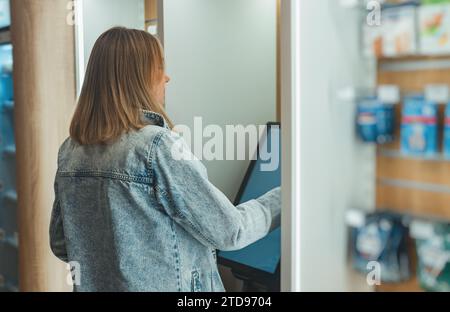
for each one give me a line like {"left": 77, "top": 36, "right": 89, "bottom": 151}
{"left": 151, "top": 130, "right": 281, "bottom": 251}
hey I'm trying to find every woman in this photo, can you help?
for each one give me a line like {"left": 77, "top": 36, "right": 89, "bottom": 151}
{"left": 49, "top": 27, "right": 280, "bottom": 292}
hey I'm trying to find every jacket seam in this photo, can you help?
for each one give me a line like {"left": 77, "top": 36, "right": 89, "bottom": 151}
{"left": 147, "top": 130, "right": 166, "bottom": 184}
{"left": 49, "top": 192, "right": 69, "bottom": 263}
{"left": 57, "top": 171, "right": 151, "bottom": 184}
{"left": 170, "top": 219, "right": 182, "bottom": 292}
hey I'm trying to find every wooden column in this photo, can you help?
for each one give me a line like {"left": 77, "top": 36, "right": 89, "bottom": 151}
{"left": 145, "top": 0, "right": 158, "bottom": 21}
{"left": 145, "top": 0, "right": 157, "bottom": 31}
{"left": 11, "top": 0, "right": 76, "bottom": 291}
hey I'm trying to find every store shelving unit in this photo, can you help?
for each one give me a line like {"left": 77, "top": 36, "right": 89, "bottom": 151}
{"left": 375, "top": 54, "right": 450, "bottom": 291}
{"left": 338, "top": 0, "right": 450, "bottom": 292}
{"left": 376, "top": 55, "right": 450, "bottom": 222}
{"left": 0, "top": 0, "right": 18, "bottom": 292}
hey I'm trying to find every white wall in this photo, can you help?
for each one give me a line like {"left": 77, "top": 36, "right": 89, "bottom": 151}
{"left": 297, "top": 0, "right": 376, "bottom": 291}
{"left": 162, "top": 0, "right": 277, "bottom": 200}
{"left": 78, "top": 0, "right": 145, "bottom": 78}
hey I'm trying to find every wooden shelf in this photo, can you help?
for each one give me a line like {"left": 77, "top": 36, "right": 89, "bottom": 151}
{"left": 378, "top": 54, "right": 450, "bottom": 62}
{"left": 379, "top": 148, "right": 449, "bottom": 162}
{"left": 376, "top": 277, "right": 422, "bottom": 292}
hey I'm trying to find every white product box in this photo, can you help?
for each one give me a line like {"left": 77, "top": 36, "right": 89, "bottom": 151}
{"left": 419, "top": 3, "right": 450, "bottom": 55}
{"left": 382, "top": 5, "right": 418, "bottom": 57}
{"left": 363, "top": 22, "right": 385, "bottom": 57}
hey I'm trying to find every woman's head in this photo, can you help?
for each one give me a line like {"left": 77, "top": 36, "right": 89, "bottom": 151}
{"left": 70, "top": 27, "right": 172, "bottom": 145}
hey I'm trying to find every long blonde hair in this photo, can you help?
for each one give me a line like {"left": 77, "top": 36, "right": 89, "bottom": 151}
{"left": 70, "top": 27, "right": 173, "bottom": 145}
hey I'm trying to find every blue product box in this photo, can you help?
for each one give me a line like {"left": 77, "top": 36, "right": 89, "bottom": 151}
{"left": 357, "top": 97, "right": 395, "bottom": 144}
{"left": 377, "top": 103, "right": 395, "bottom": 144}
{"left": 0, "top": 70, "right": 13, "bottom": 102}
{"left": 0, "top": 44, "right": 13, "bottom": 103}
{"left": 444, "top": 103, "right": 450, "bottom": 159}
{"left": 401, "top": 95, "right": 438, "bottom": 157}
{"left": 357, "top": 97, "right": 378, "bottom": 143}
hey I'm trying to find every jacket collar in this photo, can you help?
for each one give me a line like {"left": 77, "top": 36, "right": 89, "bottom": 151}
{"left": 142, "top": 110, "right": 170, "bottom": 129}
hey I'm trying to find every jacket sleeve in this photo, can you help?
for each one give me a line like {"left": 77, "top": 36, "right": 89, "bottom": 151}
{"left": 49, "top": 180, "right": 69, "bottom": 263}
{"left": 151, "top": 130, "right": 281, "bottom": 251}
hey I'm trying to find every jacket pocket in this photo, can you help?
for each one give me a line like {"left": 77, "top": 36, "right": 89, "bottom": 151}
{"left": 191, "top": 270, "right": 202, "bottom": 292}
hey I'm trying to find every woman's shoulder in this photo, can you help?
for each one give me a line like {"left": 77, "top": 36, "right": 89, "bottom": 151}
{"left": 134, "top": 125, "right": 193, "bottom": 165}
{"left": 138, "top": 124, "right": 177, "bottom": 148}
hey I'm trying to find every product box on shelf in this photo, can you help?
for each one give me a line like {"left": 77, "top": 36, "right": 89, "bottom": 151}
{"left": 444, "top": 103, "right": 450, "bottom": 158}
{"left": 382, "top": 5, "right": 418, "bottom": 57}
{"left": 356, "top": 96, "right": 396, "bottom": 144}
{"left": 0, "top": 44, "right": 13, "bottom": 104}
{"left": 363, "top": 22, "right": 384, "bottom": 58}
{"left": 401, "top": 95, "right": 438, "bottom": 157}
{"left": 363, "top": 3, "right": 418, "bottom": 58}
{"left": 350, "top": 212, "right": 411, "bottom": 283}
{"left": 414, "top": 222, "right": 450, "bottom": 292}
{"left": 419, "top": 2, "right": 450, "bottom": 54}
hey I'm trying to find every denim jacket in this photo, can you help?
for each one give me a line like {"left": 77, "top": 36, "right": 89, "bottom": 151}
{"left": 49, "top": 110, "right": 281, "bottom": 292}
